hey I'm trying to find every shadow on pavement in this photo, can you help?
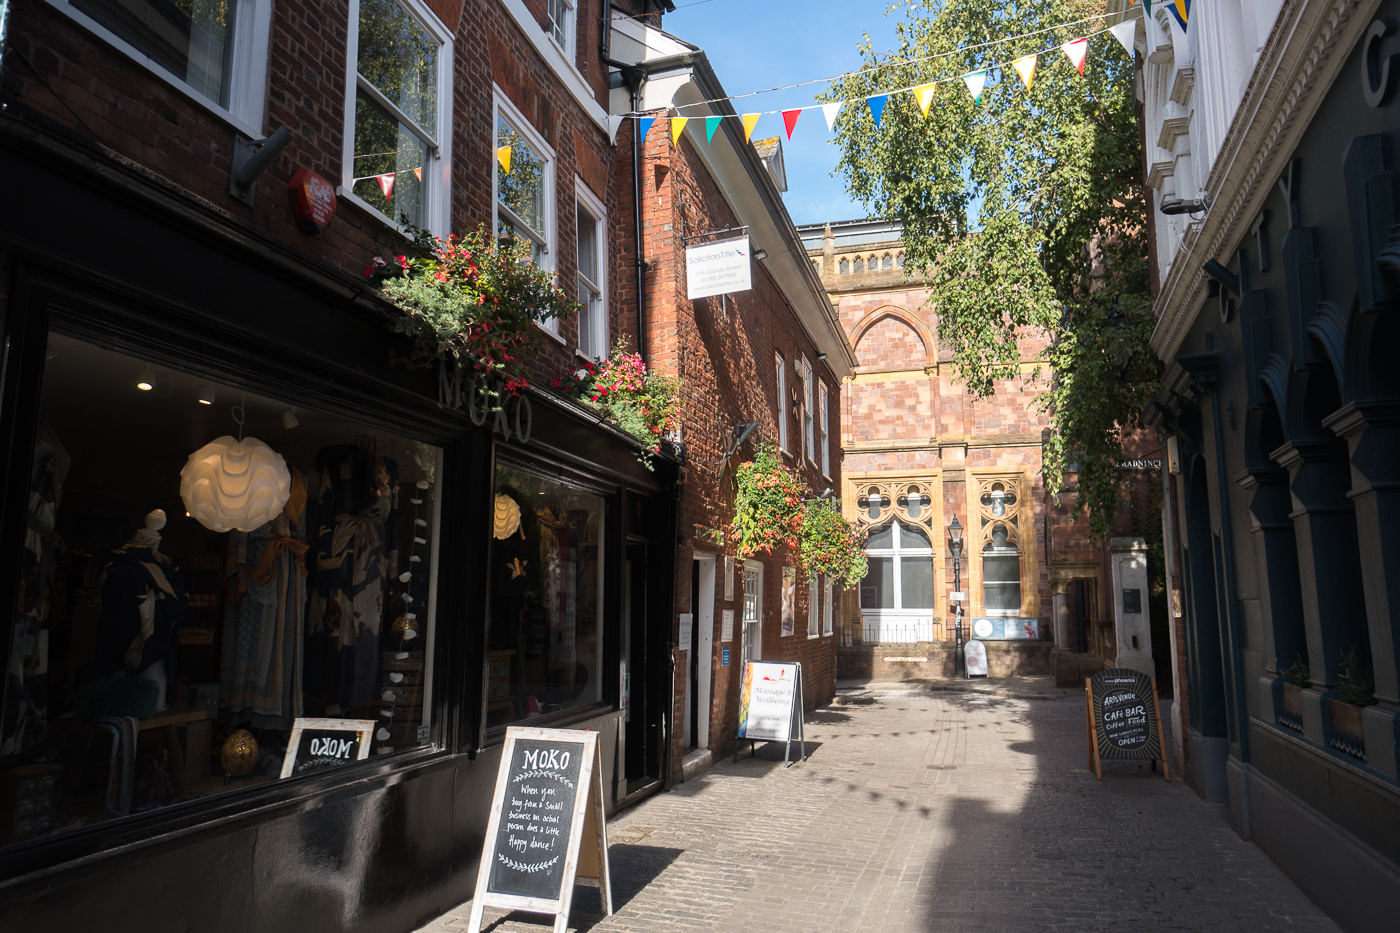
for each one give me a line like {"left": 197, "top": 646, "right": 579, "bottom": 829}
{"left": 481, "top": 844, "right": 683, "bottom": 932}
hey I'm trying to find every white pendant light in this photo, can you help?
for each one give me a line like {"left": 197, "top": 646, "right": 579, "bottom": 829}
{"left": 180, "top": 397, "right": 291, "bottom": 533}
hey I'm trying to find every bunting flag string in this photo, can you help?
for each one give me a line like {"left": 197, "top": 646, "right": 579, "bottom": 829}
{"left": 496, "top": 146, "right": 511, "bottom": 174}
{"left": 782, "top": 109, "right": 802, "bottom": 140}
{"left": 1061, "top": 38, "right": 1088, "bottom": 76}
{"left": 1167, "top": 0, "right": 1189, "bottom": 31}
{"left": 1011, "top": 54, "right": 1038, "bottom": 90}
{"left": 638, "top": 115, "right": 657, "bottom": 141}
{"left": 632, "top": 10, "right": 1143, "bottom": 148}
{"left": 377, "top": 174, "right": 395, "bottom": 200}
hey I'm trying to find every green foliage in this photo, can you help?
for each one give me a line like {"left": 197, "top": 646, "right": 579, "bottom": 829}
{"left": 826, "top": 0, "right": 1158, "bottom": 538}
{"left": 798, "top": 498, "right": 869, "bottom": 586}
{"left": 1336, "top": 648, "right": 1376, "bottom": 707}
{"left": 367, "top": 224, "right": 578, "bottom": 405}
{"left": 555, "top": 342, "right": 682, "bottom": 470}
{"left": 732, "top": 444, "right": 867, "bottom": 582}
{"left": 1282, "top": 655, "right": 1312, "bottom": 689}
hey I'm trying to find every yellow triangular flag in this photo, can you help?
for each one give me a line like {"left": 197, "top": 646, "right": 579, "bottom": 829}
{"left": 671, "top": 117, "right": 690, "bottom": 144}
{"left": 497, "top": 146, "right": 512, "bottom": 174}
{"left": 1012, "top": 55, "right": 1037, "bottom": 90}
{"left": 912, "top": 83, "right": 937, "bottom": 117}
{"left": 741, "top": 113, "right": 761, "bottom": 142}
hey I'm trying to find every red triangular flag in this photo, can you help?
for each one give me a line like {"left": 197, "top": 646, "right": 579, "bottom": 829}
{"left": 782, "top": 109, "right": 802, "bottom": 140}
{"left": 1061, "top": 38, "right": 1089, "bottom": 76}
{"left": 377, "top": 173, "right": 395, "bottom": 200}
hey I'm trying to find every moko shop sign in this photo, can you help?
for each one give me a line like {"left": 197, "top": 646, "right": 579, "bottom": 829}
{"left": 686, "top": 235, "right": 752, "bottom": 299}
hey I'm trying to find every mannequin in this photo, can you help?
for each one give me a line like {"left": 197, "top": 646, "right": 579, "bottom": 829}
{"left": 94, "top": 509, "right": 189, "bottom": 713}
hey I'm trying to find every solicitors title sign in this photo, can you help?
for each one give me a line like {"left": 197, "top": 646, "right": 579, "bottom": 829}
{"left": 686, "top": 235, "right": 752, "bottom": 299}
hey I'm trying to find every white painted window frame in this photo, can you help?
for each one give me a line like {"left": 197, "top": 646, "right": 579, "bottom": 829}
{"left": 823, "top": 579, "right": 834, "bottom": 636}
{"left": 742, "top": 560, "right": 764, "bottom": 666}
{"left": 546, "top": 0, "right": 575, "bottom": 61}
{"left": 807, "top": 573, "right": 819, "bottom": 638}
{"left": 499, "top": 0, "right": 606, "bottom": 131}
{"left": 818, "top": 380, "right": 830, "bottom": 477}
{"left": 801, "top": 355, "right": 815, "bottom": 463}
{"left": 43, "top": 0, "right": 272, "bottom": 139}
{"left": 574, "top": 177, "right": 608, "bottom": 359}
{"left": 339, "top": 0, "right": 453, "bottom": 237}
{"left": 493, "top": 87, "right": 562, "bottom": 340}
{"left": 774, "top": 353, "right": 788, "bottom": 453}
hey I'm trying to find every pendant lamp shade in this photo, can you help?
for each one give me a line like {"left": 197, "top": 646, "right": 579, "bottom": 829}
{"left": 180, "top": 435, "right": 292, "bottom": 533}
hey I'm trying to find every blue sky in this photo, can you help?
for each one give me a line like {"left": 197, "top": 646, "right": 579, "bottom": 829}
{"left": 662, "top": 0, "right": 906, "bottom": 226}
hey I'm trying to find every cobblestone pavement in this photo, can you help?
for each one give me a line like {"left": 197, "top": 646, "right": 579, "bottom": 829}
{"left": 420, "top": 686, "right": 1339, "bottom": 933}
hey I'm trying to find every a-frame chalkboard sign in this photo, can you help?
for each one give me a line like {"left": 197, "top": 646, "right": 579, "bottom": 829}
{"left": 733, "top": 661, "right": 805, "bottom": 766}
{"left": 466, "top": 727, "right": 612, "bottom": 933}
{"left": 1085, "top": 668, "right": 1169, "bottom": 782}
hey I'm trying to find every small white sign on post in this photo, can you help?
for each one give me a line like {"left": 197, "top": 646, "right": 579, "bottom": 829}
{"left": 686, "top": 235, "right": 752, "bottom": 299}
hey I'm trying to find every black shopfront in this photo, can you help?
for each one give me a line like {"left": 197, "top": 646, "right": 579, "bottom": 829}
{"left": 0, "top": 118, "right": 676, "bottom": 930}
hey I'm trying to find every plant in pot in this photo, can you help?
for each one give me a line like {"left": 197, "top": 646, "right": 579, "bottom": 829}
{"left": 1280, "top": 655, "right": 1310, "bottom": 722}
{"left": 1329, "top": 648, "right": 1376, "bottom": 747}
{"left": 552, "top": 342, "right": 681, "bottom": 469}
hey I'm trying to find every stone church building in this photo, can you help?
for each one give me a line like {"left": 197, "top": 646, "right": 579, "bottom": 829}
{"left": 799, "top": 220, "right": 1168, "bottom": 687}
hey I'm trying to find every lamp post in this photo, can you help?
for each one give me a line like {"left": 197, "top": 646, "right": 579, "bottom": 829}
{"left": 948, "top": 514, "right": 964, "bottom": 678}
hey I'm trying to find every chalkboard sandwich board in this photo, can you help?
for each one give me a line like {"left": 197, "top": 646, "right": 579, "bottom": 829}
{"left": 1085, "top": 668, "right": 1169, "bottom": 782}
{"left": 466, "top": 727, "right": 612, "bottom": 933}
{"left": 278, "top": 718, "right": 376, "bottom": 778}
{"left": 734, "top": 661, "right": 805, "bottom": 766}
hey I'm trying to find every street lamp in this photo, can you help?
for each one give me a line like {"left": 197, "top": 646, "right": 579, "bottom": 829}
{"left": 948, "top": 514, "right": 965, "bottom": 678}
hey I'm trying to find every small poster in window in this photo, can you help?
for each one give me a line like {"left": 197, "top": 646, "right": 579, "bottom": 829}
{"left": 724, "top": 556, "right": 735, "bottom": 601}
{"left": 721, "top": 609, "right": 734, "bottom": 642}
{"left": 781, "top": 568, "right": 796, "bottom": 637}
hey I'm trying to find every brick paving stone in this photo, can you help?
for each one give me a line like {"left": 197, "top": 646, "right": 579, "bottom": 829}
{"left": 417, "top": 690, "right": 1339, "bottom": 933}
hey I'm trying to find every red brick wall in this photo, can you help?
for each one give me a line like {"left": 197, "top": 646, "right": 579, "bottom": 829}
{"left": 627, "top": 129, "right": 841, "bottom": 767}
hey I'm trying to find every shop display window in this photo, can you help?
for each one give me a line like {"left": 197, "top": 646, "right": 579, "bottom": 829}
{"left": 0, "top": 333, "right": 441, "bottom": 847}
{"left": 488, "top": 465, "right": 603, "bottom": 729}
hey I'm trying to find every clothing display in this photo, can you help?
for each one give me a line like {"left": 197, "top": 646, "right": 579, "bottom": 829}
{"left": 305, "top": 445, "right": 400, "bottom": 705}
{"left": 93, "top": 544, "right": 188, "bottom": 696}
{"left": 221, "top": 471, "right": 310, "bottom": 730}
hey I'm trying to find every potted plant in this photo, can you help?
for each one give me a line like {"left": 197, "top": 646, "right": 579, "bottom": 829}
{"left": 552, "top": 343, "right": 681, "bottom": 469}
{"left": 366, "top": 225, "right": 578, "bottom": 409}
{"left": 1328, "top": 648, "right": 1375, "bottom": 745}
{"left": 1280, "top": 655, "right": 1310, "bottom": 720}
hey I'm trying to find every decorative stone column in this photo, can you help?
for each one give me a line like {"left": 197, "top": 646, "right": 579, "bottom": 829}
{"left": 1109, "top": 537, "right": 1154, "bottom": 677}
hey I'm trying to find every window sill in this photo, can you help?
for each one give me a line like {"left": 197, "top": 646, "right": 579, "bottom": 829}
{"left": 537, "top": 321, "right": 568, "bottom": 345}
{"left": 336, "top": 186, "right": 413, "bottom": 239}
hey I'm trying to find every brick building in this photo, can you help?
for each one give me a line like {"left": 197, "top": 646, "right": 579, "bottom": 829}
{"left": 607, "top": 16, "right": 855, "bottom": 778}
{"left": 799, "top": 220, "right": 1167, "bottom": 689}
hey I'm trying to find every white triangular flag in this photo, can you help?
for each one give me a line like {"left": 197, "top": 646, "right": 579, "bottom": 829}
{"left": 821, "top": 102, "right": 842, "bottom": 132}
{"left": 1109, "top": 20, "right": 1137, "bottom": 57}
{"left": 607, "top": 114, "right": 626, "bottom": 142}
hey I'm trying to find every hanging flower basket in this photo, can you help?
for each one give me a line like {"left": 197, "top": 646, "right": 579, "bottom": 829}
{"left": 798, "top": 497, "right": 868, "bottom": 586}
{"left": 366, "top": 224, "right": 578, "bottom": 407}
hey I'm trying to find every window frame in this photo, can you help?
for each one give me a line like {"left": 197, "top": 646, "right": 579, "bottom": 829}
{"left": 800, "top": 355, "right": 815, "bottom": 463}
{"left": 493, "top": 88, "right": 561, "bottom": 340}
{"left": 823, "top": 579, "right": 834, "bottom": 636}
{"left": 574, "top": 177, "right": 608, "bottom": 360}
{"left": 861, "top": 519, "right": 936, "bottom": 613}
{"left": 818, "top": 381, "right": 830, "bottom": 477}
{"left": 339, "top": 0, "right": 454, "bottom": 236}
{"left": 43, "top": 0, "right": 273, "bottom": 138}
{"left": 807, "top": 572, "right": 819, "bottom": 638}
{"left": 742, "top": 560, "right": 764, "bottom": 666}
{"left": 546, "top": 0, "right": 575, "bottom": 60}
{"left": 775, "top": 353, "right": 788, "bottom": 452}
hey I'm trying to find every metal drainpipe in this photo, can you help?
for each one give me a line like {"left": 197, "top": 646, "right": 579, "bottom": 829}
{"left": 601, "top": 51, "right": 648, "bottom": 364}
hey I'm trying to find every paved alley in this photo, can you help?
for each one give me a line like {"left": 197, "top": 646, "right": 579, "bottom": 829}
{"left": 420, "top": 686, "right": 1339, "bottom": 933}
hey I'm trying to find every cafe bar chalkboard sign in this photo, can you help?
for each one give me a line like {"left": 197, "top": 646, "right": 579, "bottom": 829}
{"left": 466, "top": 727, "right": 612, "bottom": 933}
{"left": 1085, "top": 668, "right": 1169, "bottom": 782}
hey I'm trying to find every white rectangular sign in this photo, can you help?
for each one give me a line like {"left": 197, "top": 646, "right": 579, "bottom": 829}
{"left": 738, "top": 661, "right": 798, "bottom": 741}
{"left": 678, "top": 613, "right": 693, "bottom": 650}
{"left": 686, "top": 235, "right": 752, "bottom": 299}
{"left": 721, "top": 609, "right": 734, "bottom": 643}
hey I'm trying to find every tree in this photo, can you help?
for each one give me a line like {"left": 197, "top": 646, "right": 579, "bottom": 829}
{"left": 826, "top": 0, "right": 1158, "bottom": 538}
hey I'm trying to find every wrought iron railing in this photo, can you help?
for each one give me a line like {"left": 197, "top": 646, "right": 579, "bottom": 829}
{"left": 840, "top": 621, "right": 946, "bottom": 646}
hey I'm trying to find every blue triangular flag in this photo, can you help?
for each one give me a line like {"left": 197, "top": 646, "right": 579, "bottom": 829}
{"left": 705, "top": 115, "right": 722, "bottom": 144}
{"left": 867, "top": 95, "right": 887, "bottom": 127}
{"left": 637, "top": 116, "right": 657, "bottom": 142}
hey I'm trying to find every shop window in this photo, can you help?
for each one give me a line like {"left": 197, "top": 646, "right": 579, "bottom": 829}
{"left": 345, "top": 0, "right": 451, "bottom": 232}
{"left": 976, "top": 478, "right": 1026, "bottom": 616}
{"left": 807, "top": 573, "right": 819, "bottom": 637}
{"left": 774, "top": 354, "right": 787, "bottom": 452}
{"left": 859, "top": 520, "right": 934, "bottom": 610}
{"left": 575, "top": 181, "right": 607, "bottom": 360}
{"left": 488, "top": 465, "right": 603, "bottom": 729}
{"left": 55, "top": 0, "right": 271, "bottom": 132}
{"left": 0, "top": 332, "right": 442, "bottom": 846}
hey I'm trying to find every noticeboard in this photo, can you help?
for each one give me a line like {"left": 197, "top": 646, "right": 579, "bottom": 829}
{"left": 279, "top": 718, "right": 375, "bottom": 778}
{"left": 735, "top": 661, "right": 805, "bottom": 766}
{"left": 466, "top": 727, "right": 612, "bottom": 933}
{"left": 1085, "top": 668, "right": 1169, "bottom": 782}
{"left": 969, "top": 617, "right": 1040, "bottom": 640}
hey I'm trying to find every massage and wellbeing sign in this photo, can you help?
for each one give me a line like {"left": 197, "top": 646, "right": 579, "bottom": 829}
{"left": 686, "top": 235, "right": 752, "bottom": 299}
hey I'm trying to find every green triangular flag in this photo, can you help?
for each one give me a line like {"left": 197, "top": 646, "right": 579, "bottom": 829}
{"left": 706, "top": 115, "right": 722, "bottom": 145}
